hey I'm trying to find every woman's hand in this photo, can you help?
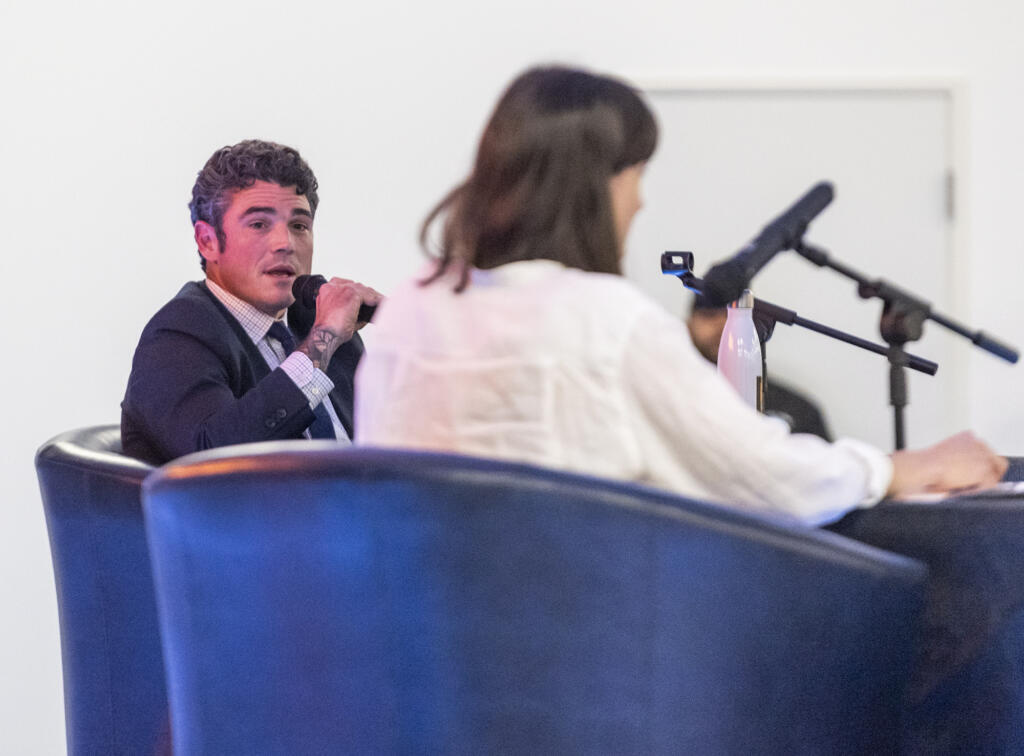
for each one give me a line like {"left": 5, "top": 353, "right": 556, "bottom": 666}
{"left": 888, "top": 431, "right": 1008, "bottom": 498}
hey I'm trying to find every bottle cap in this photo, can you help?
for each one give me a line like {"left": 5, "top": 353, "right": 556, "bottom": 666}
{"left": 730, "top": 289, "right": 754, "bottom": 309}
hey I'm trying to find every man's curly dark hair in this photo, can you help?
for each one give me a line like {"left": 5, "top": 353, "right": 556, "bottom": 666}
{"left": 189, "top": 139, "right": 319, "bottom": 270}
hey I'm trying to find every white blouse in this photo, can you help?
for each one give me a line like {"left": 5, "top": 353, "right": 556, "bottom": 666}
{"left": 355, "top": 259, "right": 891, "bottom": 525}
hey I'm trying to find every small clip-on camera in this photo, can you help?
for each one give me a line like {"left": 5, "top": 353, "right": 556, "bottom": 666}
{"left": 660, "top": 251, "right": 699, "bottom": 292}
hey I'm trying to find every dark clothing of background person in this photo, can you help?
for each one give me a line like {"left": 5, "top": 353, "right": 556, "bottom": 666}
{"left": 765, "top": 379, "right": 832, "bottom": 441}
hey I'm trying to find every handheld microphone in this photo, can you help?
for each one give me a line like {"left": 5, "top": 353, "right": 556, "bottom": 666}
{"left": 292, "top": 274, "right": 377, "bottom": 323}
{"left": 701, "top": 182, "right": 835, "bottom": 306}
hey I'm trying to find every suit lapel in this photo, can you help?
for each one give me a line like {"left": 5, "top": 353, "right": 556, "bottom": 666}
{"left": 196, "top": 282, "right": 274, "bottom": 381}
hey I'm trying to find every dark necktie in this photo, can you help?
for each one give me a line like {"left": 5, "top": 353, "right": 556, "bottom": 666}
{"left": 266, "top": 321, "right": 337, "bottom": 440}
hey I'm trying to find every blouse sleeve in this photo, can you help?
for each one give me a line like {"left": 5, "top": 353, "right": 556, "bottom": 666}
{"left": 620, "top": 305, "right": 892, "bottom": 525}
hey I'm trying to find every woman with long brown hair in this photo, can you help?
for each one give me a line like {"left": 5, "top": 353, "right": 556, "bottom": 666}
{"left": 355, "top": 65, "right": 1004, "bottom": 524}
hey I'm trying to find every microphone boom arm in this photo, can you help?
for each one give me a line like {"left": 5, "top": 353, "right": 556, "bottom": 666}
{"left": 676, "top": 270, "right": 938, "bottom": 376}
{"left": 792, "top": 240, "right": 1018, "bottom": 450}
{"left": 796, "top": 242, "right": 1019, "bottom": 364}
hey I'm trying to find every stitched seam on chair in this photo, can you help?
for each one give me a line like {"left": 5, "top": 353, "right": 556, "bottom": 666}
{"left": 149, "top": 448, "right": 925, "bottom": 581}
{"left": 42, "top": 455, "right": 149, "bottom": 487}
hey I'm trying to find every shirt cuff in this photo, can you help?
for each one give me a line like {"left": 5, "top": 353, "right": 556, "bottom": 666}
{"left": 280, "top": 352, "right": 336, "bottom": 409}
{"left": 833, "top": 437, "right": 895, "bottom": 506}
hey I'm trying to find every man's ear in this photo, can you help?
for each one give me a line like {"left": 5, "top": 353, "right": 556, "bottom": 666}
{"left": 195, "top": 221, "right": 221, "bottom": 265}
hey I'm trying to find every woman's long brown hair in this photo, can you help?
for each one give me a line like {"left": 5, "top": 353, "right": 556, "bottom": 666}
{"left": 420, "top": 66, "right": 658, "bottom": 291}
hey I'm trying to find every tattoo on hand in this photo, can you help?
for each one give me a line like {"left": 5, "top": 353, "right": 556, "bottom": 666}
{"left": 302, "top": 326, "right": 341, "bottom": 370}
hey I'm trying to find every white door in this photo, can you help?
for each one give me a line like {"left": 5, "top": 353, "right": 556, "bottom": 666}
{"left": 625, "top": 85, "right": 960, "bottom": 450}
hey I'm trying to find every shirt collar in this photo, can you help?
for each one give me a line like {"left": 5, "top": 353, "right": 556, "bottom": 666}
{"left": 205, "top": 278, "right": 285, "bottom": 343}
{"left": 469, "top": 259, "right": 568, "bottom": 286}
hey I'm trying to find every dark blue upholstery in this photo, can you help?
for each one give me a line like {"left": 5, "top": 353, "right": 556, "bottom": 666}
{"left": 145, "top": 442, "right": 927, "bottom": 755}
{"left": 35, "top": 425, "right": 169, "bottom": 756}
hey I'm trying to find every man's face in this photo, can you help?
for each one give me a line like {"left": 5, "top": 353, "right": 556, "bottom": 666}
{"left": 197, "top": 180, "right": 314, "bottom": 317}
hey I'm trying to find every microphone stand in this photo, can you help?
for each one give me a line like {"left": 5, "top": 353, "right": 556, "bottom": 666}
{"left": 670, "top": 271, "right": 938, "bottom": 377}
{"left": 794, "top": 241, "right": 1019, "bottom": 450}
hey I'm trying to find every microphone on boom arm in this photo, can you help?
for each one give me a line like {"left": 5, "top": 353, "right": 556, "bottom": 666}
{"left": 701, "top": 182, "right": 835, "bottom": 306}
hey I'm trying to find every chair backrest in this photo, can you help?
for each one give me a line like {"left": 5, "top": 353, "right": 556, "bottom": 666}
{"left": 145, "top": 442, "right": 927, "bottom": 756}
{"left": 35, "top": 425, "right": 168, "bottom": 755}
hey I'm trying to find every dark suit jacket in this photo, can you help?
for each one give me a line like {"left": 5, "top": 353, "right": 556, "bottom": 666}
{"left": 121, "top": 281, "right": 363, "bottom": 465}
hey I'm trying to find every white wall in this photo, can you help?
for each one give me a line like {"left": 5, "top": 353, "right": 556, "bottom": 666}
{"left": 3, "top": 0, "right": 1022, "bottom": 751}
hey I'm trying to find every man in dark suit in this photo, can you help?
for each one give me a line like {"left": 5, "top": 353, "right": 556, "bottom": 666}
{"left": 121, "top": 140, "right": 381, "bottom": 465}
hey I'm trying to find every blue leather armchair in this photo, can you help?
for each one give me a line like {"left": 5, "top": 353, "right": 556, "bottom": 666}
{"left": 35, "top": 425, "right": 169, "bottom": 755}
{"left": 144, "top": 442, "right": 927, "bottom": 755}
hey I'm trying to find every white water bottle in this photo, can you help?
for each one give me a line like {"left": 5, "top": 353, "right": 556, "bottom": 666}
{"left": 717, "top": 289, "right": 764, "bottom": 411}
